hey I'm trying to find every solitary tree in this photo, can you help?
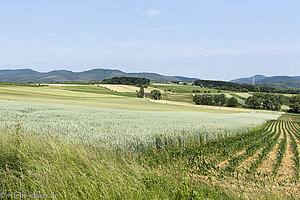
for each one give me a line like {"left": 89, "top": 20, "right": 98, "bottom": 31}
{"left": 137, "top": 86, "right": 144, "bottom": 98}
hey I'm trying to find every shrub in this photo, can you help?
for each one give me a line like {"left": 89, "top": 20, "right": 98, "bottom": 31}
{"left": 150, "top": 90, "right": 162, "bottom": 100}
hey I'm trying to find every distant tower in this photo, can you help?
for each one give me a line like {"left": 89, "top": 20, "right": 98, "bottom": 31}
{"left": 252, "top": 76, "right": 255, "bottom": 85}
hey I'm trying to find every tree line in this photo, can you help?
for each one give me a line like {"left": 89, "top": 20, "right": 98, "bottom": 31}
{"left": 101, "top": 77, "right": 150, "bottom": 86}
{"left": 245, "top": 93, "right": 283, "bottom": 111}
{"left": 193, "top": 94, "right": 238, "bottom": 107}
{"left": 289, "top": 95, "right": 300, "bottom": 113}
{"left": 194, "top": 79, "right": 300, "bottom": 94}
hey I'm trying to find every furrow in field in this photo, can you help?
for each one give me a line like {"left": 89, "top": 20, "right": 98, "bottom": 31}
{"left": 270, "top": 120, "right": 277, "bottom": 133}
{"left": 290, "top": 123, "right": 300, "bottom": 141}
{"left": 216, "top": 122, "right": 275, "bottom": 168}
{"left": 267, "top": 120, "right": 276, "bottom": 132}
{"left": 276, "top": 122, "right": 297, "bottom": 182}
{"left": 287, "top": 122, "right": 300, "bottom": 179}
{"left": 236, "top": 147, "right": 264, "bottom": 171}
{"left": 294, "top": 122, "right": 300, "bottom": 130}
{"left": 292, "top": 123, "right": 300, "bottom": 135}
{"left": 273, "top": 121, "right": 288, "bottom": 179}
{"left": 217, "top": 150, "right": 246, "bottom": 168}
{"left": 257, "top": 141, "right": 281, "bottom": 177}
{"left": 222, "top": 122, "right": 278, "bottom": 173}
{"left": 249, "top": 121, "right": 282, "bottom": 173}
{"left": 243, "top": 121, "right": 281, "bottom": 173}
{"left": 238, "top": 122, "right": 279, "bottom": 171}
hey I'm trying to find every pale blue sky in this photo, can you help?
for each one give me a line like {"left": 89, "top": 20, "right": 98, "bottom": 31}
{"left": 0, "top": 0, "right": 300, "bottom": 80}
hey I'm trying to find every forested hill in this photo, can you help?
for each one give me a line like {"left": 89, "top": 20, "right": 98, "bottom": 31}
{"left": 231, "top": 75, "right": 300, "bottom": 89}
{"left": 194, "top": 79, "right": 300, "bottom": 94}
{"left": 0, "top": 68, "right": 198, "bottom": 83}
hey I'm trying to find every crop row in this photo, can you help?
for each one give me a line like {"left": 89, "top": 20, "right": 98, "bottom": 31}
{"left": 224, "top": 121, "right": 279, "bottom": 173}
{"left": 249, "top": 121, "right": 282, "bottom": 172}
{"left": 202, "top": 121, "right": 276, "bottom": 167}
{"left": 286, "top": 122, "right": 300, "bottom": 180}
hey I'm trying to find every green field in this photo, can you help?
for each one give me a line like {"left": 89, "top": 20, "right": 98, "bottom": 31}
{"left": 1, "top": 85, "right": 299, "bottom": 199}
{"left": 0, "top": 86, "right": 244, "bottom": 113}
{"left": 0, "top": 100, "right": 280, "bottom": 151}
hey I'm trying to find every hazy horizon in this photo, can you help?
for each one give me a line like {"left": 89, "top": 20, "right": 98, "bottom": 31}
{"left": 2, "top": 67, "right": 299, "bottom": 81}
{"left": 1, "top": 1, "right": 300, "bottom": 80}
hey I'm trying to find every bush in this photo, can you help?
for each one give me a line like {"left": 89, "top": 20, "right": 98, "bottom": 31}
{"left": 227, "top": 97, "right": 238, "bottom": 107}
{"left": 150, "top": 90, "right": 162, "bottom": 100}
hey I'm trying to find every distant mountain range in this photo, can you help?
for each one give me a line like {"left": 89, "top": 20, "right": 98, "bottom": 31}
{"left": 0, "top": 68, "right": 198, "bottom": 83}
{"left": 231, "top": 75, "right": 300, "bottom": 89}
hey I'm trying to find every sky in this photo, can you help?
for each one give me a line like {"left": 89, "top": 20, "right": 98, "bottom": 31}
{"left": 0, "top": 0, "right": 300, "bottom": 80}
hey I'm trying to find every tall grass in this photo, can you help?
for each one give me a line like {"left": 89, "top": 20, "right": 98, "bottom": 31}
{"left": 0, "top": 127, "right": 238, "bottom": 200}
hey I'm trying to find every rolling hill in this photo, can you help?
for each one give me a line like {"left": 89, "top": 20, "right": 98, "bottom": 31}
{"left": 231, "top": 75, "right": 300, "bottom": 89}
{"left": 0, "top": 68, "right": 198, "bottom": 83}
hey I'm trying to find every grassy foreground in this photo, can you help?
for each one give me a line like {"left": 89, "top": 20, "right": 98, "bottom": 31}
{"left": 2, "top": 119, "right": 297, "bottom": 199}
{"left": 0, "top": 127, "right": 237, "bottom": 200}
